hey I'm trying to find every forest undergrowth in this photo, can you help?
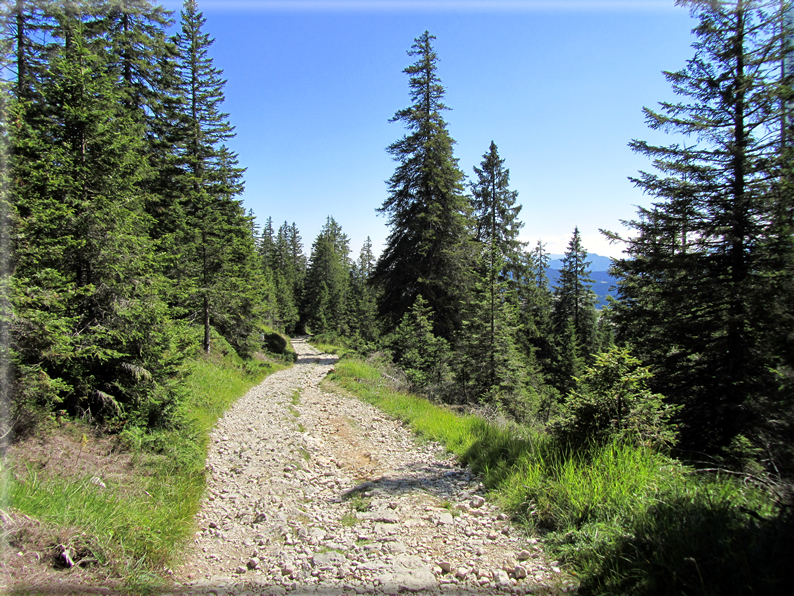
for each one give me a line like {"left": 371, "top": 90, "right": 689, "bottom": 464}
{"left": 323, "top": 345, "right": 794, "bottom": 596}
{"left": 2, "top": 331, "right": 293, "bottom": 591}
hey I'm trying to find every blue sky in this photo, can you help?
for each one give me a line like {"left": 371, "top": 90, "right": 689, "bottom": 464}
{"left": 160, "top": 0, "right": 697, "bottom": 259}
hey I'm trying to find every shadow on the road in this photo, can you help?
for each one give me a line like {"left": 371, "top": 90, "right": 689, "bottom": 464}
{"left": 336, "top": 460, "right": 479, "bottom": 505}
{"left": 296, "top": 356, "right": 337, "bottom": 367}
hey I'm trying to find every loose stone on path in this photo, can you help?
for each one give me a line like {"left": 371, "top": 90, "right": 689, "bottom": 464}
{"left": 172, "top": 338, "right": 571, "bottom": 594}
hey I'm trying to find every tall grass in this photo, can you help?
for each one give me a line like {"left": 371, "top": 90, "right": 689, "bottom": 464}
{"left": 328, "top": 354, "right": 792, "bottom": 595}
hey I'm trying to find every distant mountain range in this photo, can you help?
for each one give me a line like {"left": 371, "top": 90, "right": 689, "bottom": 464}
{"left": 546, "top": 253, "right": 616, "bottom": 308}
{"left": 547, "top": 253, "right": 614, "bottom": 272}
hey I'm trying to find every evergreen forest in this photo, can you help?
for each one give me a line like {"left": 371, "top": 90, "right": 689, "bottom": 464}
{"left": 1, "top": 0, "right": 793, "bottom": 594}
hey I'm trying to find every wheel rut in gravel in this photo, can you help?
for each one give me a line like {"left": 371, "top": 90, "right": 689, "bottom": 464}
{"left": 173, "top": 338, "right": 571, "bottom": 595}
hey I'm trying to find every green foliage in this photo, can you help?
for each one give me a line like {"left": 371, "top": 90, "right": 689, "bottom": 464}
{"left": 373, "top": 30, "right": 473, "bottom": 340}
{"left": 610, "top": 0, "right": 794, "bottom": 460}
{"left": 301, "top": 217, "right": 351, "bottom": 336}
{"left": 386, "top": 295, "right": 452, "bottom": 396}
{"left": 457, "top": 141, "right": 530, "bottom": 412}
{"left": 549, "top": 346, "right": 679, "bottom": 450}
{"left": 329, "top": 354, "right": 788, "bottom": 595}
{"left": 168, "top": 0, "right": 264, "bottom": 356}
{"left": 550, "top": 227, "right": 598, "bottom": 395}
{"left": 347, "top": 236, "right": 380, "bottom": 344}
{"left": 9, "top": 7, "right": 188, "bottom": 429}
{"left": 456, "top": 282, "right": 529, "bottom": 411}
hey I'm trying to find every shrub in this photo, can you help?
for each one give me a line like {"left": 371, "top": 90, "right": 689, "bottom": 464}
{"left": 260, "top": 325, "right": 296, "bottom": 362}
{"left": 549, "top": 346, "right": 678, "bottom": 449}
{"left": 384, "top": 295, "right": 451, "bottom": 397}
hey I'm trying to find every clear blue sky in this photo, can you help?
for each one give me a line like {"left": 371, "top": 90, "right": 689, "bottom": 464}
{"left": 159, "top": 0, "right": 697, "bottom": 259}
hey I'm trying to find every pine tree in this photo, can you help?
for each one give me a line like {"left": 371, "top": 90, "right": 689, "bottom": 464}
{"left": 170, "top": 0, "right": 261, "bottom": 354}
{"left": 96, "top": 0, "right": 174, "bottom": 112}
{"left": 456, "top": 276, "right": 527, "bottom": 409}
{"left": 1, "top": 33, "right": 13, "bottom": 439}
{"left": 349, "top": 237, "right": 379, "bottom": 343}
{"left": 9, "top": 6, "right": 184, "bottom": 426}
{"left": 470, "top": 141, "right": 525, "bottom": 283}
{"left": 519, "top": 241, "right": 554, "bottom": 363}
{"left": 301, "top": 217, "right": 350, "bottom": 336}
{"left": 609, "top": 0, "right": 794, "bottom": 456}
{"left": 93, "top": 0, "right": 182, "bottom": 242}
{"left": 373, "top": 31, "right": 472, "bottom": 340}
{"left": 4, "top": 0, "right": 58, "bottom": 103}
{"left": 388, "top": 295, "right": 451, "bottom": 397}
{"left": 551, "top": 227, "right": 598, "bottom": 393}
{"left": 458, "top": 141, "right": 527, "bottom": 405}
{"left": 266, "top": 220, "right": 305, "bottom": 334}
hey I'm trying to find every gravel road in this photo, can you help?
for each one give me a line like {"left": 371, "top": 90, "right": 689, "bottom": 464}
{"left": 172, "top": 338, "right": 572, "bottom": 595}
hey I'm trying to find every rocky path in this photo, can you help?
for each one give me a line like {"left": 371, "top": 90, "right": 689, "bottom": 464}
{"left": 173, "top": 339, "right": 570, "bottom": 595}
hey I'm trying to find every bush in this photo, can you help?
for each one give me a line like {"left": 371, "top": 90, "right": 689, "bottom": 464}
{"left": 384, "top": 295, "right": 452, "bottom": 398}
{"left": 260, "top": 325, "right": 296, "bottom": 362}
{"left": 549, "top": 346, "right": 678, "bottom": 450}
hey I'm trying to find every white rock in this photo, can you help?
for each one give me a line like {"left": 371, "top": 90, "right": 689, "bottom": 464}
{"left": 469, "top": 496, "right": 485, "bottom": 508}
{"left": 493, "top": 568, "right": 511, "bottom": 586}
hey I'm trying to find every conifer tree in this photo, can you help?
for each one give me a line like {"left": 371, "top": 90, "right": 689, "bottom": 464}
{"left": 388, "top": 295, "right": 451, "bottom": 397}
{"left": 301, "top": 217, "right": 350, "bottom": 336}
{"left": 519, "top": 241, "right": 554, "bottom": 362}
{"left": 170, "top": 0, "right": 261, "bottom": 354}
{"left": 470, "top": 141, "right": 525, "bottom": 283}
{"left": 373, "top": 31, "right": 472, "bottom": 340}
{"left": 270, "top": 221, "right": 305, "bottom": 334}
{"left": 1, "top": 35, "right": 13, "bottom": 439}
{"left": 5, "top": 0, "right": 56, "bottom": 103}
{"left": 610, "top": 0, "right": 794, "bottom": 456}
{"left": 349, "top": 237, "right": 379, "bottom": 343}
{"left": 97, "top": 0, "right": 174, "bottom": 113}
{"left": 258, "top": 216, "right": 275, "bottom": 265}
{"left": 551, "top": 227, "right": 598, "bottom": 393}
{"left": 9, "top": 6, "right": 183, "bottom": 425}
{"left": 93, "top": 0, "right": 181, "bottom": 241}
{"left": 459, "top": 141, "right": 527, "bottom": 405}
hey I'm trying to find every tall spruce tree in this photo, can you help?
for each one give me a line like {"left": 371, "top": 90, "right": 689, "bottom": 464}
{"left": 551, "top": 227, "right": 598, "bottom": 393}
{"left": 264, "top": 221, "right": 304, "bottom": 334}
{"left": 170, "top": 0, "right": 261, "bottom": 354}
{"left": 301, "top": 217, "right": 350, "bottom": 336}
{"left": 471, "top": 141, "right": 525, "bottom": 282}
{"left": 519, "top": 241, "right": 554, "bottom": 363}
{"left": 459, "top": 142, "right": 527, "bottom": 404}
{"left": 1, "top": 28, "right": 13, "bottom": 440}
{"left": 373, "top": 31, "right": 472, "bottom": 340}
{"left": 513, "top": 241, "right": 558, "bottom": 416}
{"left": 349, "top": 237, "right": 379, "bottom": 344}
{"left": 609, "top": 0, "right": 794, "bottom": 457}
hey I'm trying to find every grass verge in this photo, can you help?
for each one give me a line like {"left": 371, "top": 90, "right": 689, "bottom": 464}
{"left": 327, "top": 353, "right": 793, "bottom": 596}
{"left": 3, "top": 331, "right": 289, "bottom": 590}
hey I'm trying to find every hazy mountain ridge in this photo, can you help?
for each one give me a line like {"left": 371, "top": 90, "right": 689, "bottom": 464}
{"left": 546, "top": 253, "right": 616, "bottom": 308}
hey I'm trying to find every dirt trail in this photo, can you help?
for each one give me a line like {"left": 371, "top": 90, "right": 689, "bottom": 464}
{"left": 172, "top": 339, "right": 570, "bottom": 595}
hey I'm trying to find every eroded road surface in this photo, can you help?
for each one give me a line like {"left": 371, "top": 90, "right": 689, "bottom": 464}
{"left": 173, "top": 338, "right": 571, "bottom": 595}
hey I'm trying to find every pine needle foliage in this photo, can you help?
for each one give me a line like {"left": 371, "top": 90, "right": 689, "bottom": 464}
{"left": 609, "top": 0, "right": 794, "bottom": 459}
{"left": 374, "top": 31, "right": 472, "bottom": 340}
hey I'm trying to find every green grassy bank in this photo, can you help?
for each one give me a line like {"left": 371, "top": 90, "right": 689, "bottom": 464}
{"left": 3, "top": 332, "right": 291, "bottom": 589}
{"left": 326, "top": 353, "right": 793, "bottom": 596}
